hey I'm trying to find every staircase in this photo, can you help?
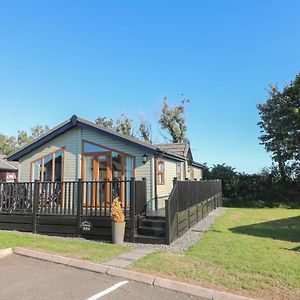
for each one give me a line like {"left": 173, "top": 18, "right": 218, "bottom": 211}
{"left": 134, "top": 215, "right": 166, "bottom": 244}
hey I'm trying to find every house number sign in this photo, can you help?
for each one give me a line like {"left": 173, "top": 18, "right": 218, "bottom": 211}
{"left": 81, "top": 221, "right": 92, "bottom": 231}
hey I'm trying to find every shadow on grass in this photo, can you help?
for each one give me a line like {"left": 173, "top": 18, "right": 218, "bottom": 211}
{"left": 230, "top": 216, "right": 300, "bottom": 242}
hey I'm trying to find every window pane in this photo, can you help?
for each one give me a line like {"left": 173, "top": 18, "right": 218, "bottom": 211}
{"left": 98, "top": 155, "right": 107, "bottom": 180}
{"left": 158, "top": 162, "right": 164, "bottom": 171}
{"left": 44, "top": 154, "right": 53, "bottom": 181}
{"left": 112, "top": 152, "right": 122, "bottom": 180}
{"left": 33, "top": 160, "right": 42, "bottom": 181}
{"left": 54, "top": 151, "right": 63, "bottom": 181}
{"left": 125, "top": 156, "right": 134, "bottom": 180}
{"left": 84, "top": 142, "right": 107, "bottom": 153}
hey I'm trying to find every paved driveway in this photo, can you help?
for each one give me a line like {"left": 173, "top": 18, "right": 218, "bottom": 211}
{"left": 0, "top": 255, "right": 200, "bottom": 300}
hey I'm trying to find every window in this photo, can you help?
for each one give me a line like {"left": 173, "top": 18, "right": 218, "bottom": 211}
{"left": 33, "top": 160, "right": 42, "bottom": 181}
{"left": 176, "top": 162, "right": 181, "bottom": 179}
{"left": 83, "top": 142, "right": 107, "bottom": 153}
{"left": 157, "top": 160, "right": 165, "bottom": 185}
{"left": 31, "top": 148, "right": 64, "bottom": 182}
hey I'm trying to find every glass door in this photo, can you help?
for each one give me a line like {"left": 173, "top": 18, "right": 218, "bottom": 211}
{"left": 82, "top": 152, "right": 111, "bottom": 206}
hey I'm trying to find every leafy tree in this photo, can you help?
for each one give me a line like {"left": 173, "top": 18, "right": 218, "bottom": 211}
{"left": 16, "top": 131, "right": 31, "bottom": 148}
{"left": 95, "top": 117, "right": 114, "bottom": 128}
{"left": 95, "top": 114, "right": 133, "bottom": 136}
{"left": 0, "top": 124, "right": 49, "bottom": 156}
{"left": 258, "top": 73, "right": 300, "bottom": 180}
{"left": 0, "top": 134, "right": 16, "bottom": 155}
{"left": 115, "top": 114, "right": 133, "bottom": 136}
{"left": 159, "top": 97, "right": 189, "bottom": 143}
{"left": 206, "top": 163, "right": 237, "bottom": 198}
{"left": 30, "top": 124, "right": 49, "bottom": 139}
{"left": 138, "top": 121, "right": 152, "bottom": 143}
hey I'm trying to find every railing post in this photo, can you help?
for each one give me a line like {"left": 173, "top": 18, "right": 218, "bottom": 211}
{"left": 32, "top": 180, "right": 39, "bottom": 234}
{"left": 142, "top": 177, "right": 147, "bottom": 214}
{"left": 130, "top": 177, "right": 136, "bottom": 243}
{"left": 165, "top": 199, "right": 170, "bottom": 245}
{"left": 77, "top": 179, "right": 82, "bottom": 236}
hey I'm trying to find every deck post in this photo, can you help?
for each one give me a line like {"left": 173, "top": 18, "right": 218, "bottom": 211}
{"left": 165, "top": 198, "right": 170, "bottom": 245}
{"left": 32, "top": 180, "right": 39, "bottom": 234}
{"left": 130, "top": 177, "right": 136, "bottom": 243}
{"left": 76, "top": 179, "right": 82, "bottom": 236}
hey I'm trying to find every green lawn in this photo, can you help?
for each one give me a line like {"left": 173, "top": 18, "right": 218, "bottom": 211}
{"left": 0, "top": 231, "right": 130, "bottom": 263}
{"left": 131, "top": 208, "right": 300, "bottom": 299}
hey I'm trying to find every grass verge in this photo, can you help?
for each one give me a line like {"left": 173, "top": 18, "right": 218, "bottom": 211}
{"left": 0, "top": 231, "right": 130, "bottom": 263}
{"left": 130, "top": 208, "right": 300, "bottom": 299}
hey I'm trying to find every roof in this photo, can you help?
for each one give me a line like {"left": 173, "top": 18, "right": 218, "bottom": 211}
{"left": 0, "top": 155, "right": 18, "bottom": 171}
{"left": 7, "top": 115, "right": 205, "bottom": 168}
{"left": 156, "top": 143, "right": 205, "bottom": 168}
{"left": 154, "top": 143, "right": 189, "bottom": 157}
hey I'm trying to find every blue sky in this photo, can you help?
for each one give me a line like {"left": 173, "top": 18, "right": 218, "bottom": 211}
{"left": 0, "top": 0, "right": 299, "bottom": 173}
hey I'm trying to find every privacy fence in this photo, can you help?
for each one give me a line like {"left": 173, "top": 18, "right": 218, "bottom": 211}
{"left": 165, "top": 179, "right": 222, "bottom": 244}
{"left": 0, "top": 178, "right": 147, "bottom": 242}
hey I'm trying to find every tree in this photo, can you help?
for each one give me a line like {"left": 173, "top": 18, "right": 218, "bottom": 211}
{"left": 0, "top": 134, "right": 16, "bottom": 156}
{"left": 30, "top": 124, "right": 49, "bottom": 139}
{"left": 115, "top": 114, "right": 133, "bottom": 136}
{"left": 0, "top": 124, "right": 49, "bottom": 156}
{"left": 138, "top": 121, "right": 152, "bottom": 143}
{"left": 206, "top": 163, "right": 237, "bottom": 198}
{"left": 16, "top": 131, "right": 31, "bottom": 148}
{"left": 95, "top": 114, "right": 133, "bottom": 136}
{"left": 95, "top": 117, "right": 114, "bottom": 128}
{"left": 258, "top": 73, "right": 300, "bottom": 180}
{"left": 159, "top": 97, "right": 189, "bottom": 143}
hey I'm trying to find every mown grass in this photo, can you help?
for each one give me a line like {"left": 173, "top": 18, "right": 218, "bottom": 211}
{"left": 0, "top": 231, "right": 130, "bottom": 263}
{"left": 131, "top": 208, "right": 300, "bottom": 299}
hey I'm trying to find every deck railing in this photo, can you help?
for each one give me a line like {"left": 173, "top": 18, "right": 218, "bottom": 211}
{"left": 0, "top": 178, "right": 146, "bottom": 241}
{"left": 165, "top": 179, "right": 222, "bottom": 244}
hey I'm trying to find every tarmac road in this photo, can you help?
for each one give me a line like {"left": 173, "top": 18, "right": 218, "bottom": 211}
{"left": 0, "top": 255, "right": 201, "bottom": 300}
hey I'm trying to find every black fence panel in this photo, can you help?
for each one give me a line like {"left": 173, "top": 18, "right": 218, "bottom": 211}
{"left": 165, "top": 179, "right": 222, "bottom": 244}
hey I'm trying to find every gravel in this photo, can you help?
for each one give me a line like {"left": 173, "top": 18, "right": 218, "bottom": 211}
{"left": 125, "top": 207, "right": 226, "bottom": 252}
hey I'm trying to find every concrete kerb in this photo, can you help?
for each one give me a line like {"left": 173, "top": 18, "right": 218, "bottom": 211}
{"left": 12, "top": 247, "right": 255, "bottom": 300}
{"left": 0, "top": 248, "right": 13, "bottom": 259}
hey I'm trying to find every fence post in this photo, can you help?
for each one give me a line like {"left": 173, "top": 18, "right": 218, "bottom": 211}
{"left": 165, "top": 199, "right": 170, "bottom": 245}
{"left": 77, "top": 179, "right": 82, "bottom": 236}
{"left": 130, "top": 177, "right": 136, "bottom": 243}
{"left": 32, "top": 180, "right": 39, "bottom": 234}
{"left": 173, "top": 177, "right": 178, "bottom": 212}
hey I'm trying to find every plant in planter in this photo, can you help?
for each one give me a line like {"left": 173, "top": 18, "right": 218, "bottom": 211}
{"left": 111, "top": 197, "right": 125, "bottom": 244}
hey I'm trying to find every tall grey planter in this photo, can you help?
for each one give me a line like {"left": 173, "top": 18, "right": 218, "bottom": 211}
{"left": 112, "top": 222, "right": 125, "bottom": 244}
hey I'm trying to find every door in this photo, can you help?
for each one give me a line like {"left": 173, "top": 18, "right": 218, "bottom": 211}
{"left": 82, "top": 152, "right": 112, "bottom": 206}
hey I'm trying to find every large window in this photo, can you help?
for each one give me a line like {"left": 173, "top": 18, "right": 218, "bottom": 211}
{"left": 31, "top": 148, "right": 64, "bottom": 182}
{"left": 157, "top": 160, "right": 165, "bottom": 185}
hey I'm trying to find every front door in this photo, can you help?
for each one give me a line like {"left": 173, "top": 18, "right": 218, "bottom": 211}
{"left": 82, "top": 152, "right": 112, "bottom": 206}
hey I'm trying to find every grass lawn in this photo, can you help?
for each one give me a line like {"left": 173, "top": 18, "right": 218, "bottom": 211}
{"left": 0, "top": 231, "right": 130, "bottom": 263}
{"left": 131, "top": 208, "right": 300, "bottom": 299}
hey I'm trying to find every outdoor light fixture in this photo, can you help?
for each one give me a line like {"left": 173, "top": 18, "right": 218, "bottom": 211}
{"left": 142, "top": 154, "right": 148, "bottom": 164}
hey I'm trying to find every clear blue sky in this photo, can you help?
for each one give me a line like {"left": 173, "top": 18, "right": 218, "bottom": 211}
{"left": 0, "top": 0, "right": 299, "bottom": 173}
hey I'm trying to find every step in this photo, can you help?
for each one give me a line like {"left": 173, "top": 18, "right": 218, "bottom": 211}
{"left": 140, "top": 218, "right": 166, "bottom": 229}
{"left": 138, "top": 226, "right": 165, "bottom": 238}
{"left": 134, "top": 234, "right": 166, "bottom": 244}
